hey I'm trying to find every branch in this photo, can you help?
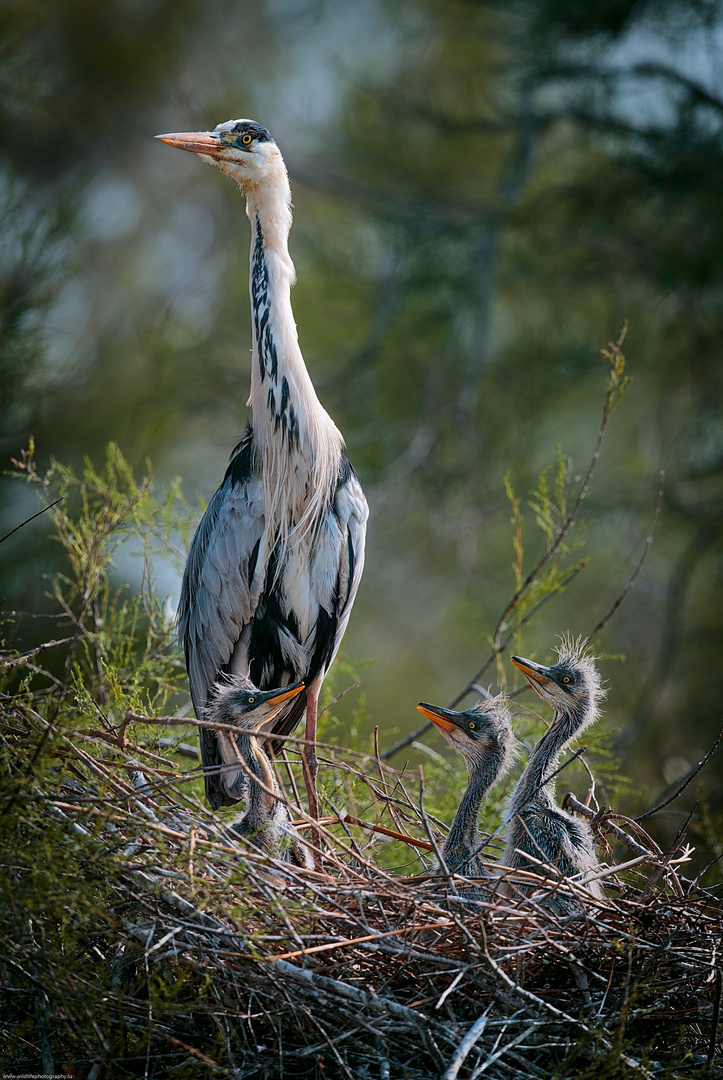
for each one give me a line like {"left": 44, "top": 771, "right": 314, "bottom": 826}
{"left": 0, "top": 637, "right": 75, "bottom": 669}
{"left": 490, "top": 326, "right": 630, "bottom": 650}
{"left": 0, "top": 497, "right": 64, "bottom": 545}
{"left": 583, "top": 470, "right": 664, "bottom": 646}
{"left": 382, "top": 560, "right": 586, "bottom": 760}
{"left": 344, "top": 814, "right": 434, "bottom": 852}
{"left": 442, "top": 1011, "right": 490, "bottom": 1080}
{"left": 562, "top": 793, "right": 654, "bottom": 860}
{"left": 635, "top": 723, "right": 723, "bottom": 824}
{"left": 383, "top": 328, "right": 630, "bottom": 762}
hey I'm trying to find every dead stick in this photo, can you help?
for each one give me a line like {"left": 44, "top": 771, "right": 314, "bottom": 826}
{"left": 261, "top": 920, "right": 454, "bottom": 962}
{"left": 345, "top": 814, "right": 435, "bottom": 852}
{"left": 563, "top": 792, "right": 656, "bottom": 860}
{"left": 292, "top": 813, "right": 435, "bottom": 851}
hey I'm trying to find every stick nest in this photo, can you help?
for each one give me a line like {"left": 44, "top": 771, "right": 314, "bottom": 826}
{"left": 2, "top": 715, "right": 721, "bottom": 1079}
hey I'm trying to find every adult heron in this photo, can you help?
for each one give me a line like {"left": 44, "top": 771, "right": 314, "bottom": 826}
{"left": 416, "top": 696, "right": 514, "bottom": 877}
{"left": 156, "top": 120, "right": 368, "bottom": 823}
{"left": 502, "top": 644, "right": 605, "bottom": 912}
{"left": 204, "top": 676, "right": 311, "bottom": 867}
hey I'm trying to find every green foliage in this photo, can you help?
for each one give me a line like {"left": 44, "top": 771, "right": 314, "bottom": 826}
{"left": 472, "top": 325, "right": 630, "bottom": 684}
{"left": 2, "top": 430, "right": 720, "bottom": 1076}
{"left": 502, "top": 448, "right": 588, "bottom": 645}
{"left": 1, "top": 0, "right": 721, "bottom": 886}
{"left": 1, "top": 0, "right": 722, "bottom": 1060}
{"left": 9, "top": 440, "right": 190, "bottom": 719}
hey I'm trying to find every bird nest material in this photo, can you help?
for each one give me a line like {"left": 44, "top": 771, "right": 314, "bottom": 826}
{"left": 3, "top": 709, "right": 721, "bottom": 1080}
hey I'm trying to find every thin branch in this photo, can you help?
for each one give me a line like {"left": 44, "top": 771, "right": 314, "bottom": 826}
{"left": 318, "top": 681, "right": 359, "bottom": 721}
{"left": 384, "top": 330, "right": 628, "bottom": 762}
{"left": 583, "top": 471, "right": 664, "bottom": 646}
{"left": 707, "top": 968, "right": 722, "bottom": 1073}
{"left": 449, "top": 560, "right": 588, "bottom": 709}
{"left": 0, "top": 497, "right": 64, "bottom": 545}
{"left": 0, "top": 637, "right": 75, "bottom": 669}
{"left": 490, "top": 326, "right": 629, "bottom": 651}
{"left": 442, "top": 1010, "right": 491, "bottom": 1080}
{"left": 382, "top": 561, "right": 586, "bottom": 760}
{"left": 635, "top": 723, "right": 723, "bottom": 824}
{"left": 343, "top": 814, "right": 434, "bottom": 852}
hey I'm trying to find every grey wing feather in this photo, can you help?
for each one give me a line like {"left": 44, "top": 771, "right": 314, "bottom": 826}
{"left": 178, "top": 452, "right": 367, "bottom": 804}
{"left": 179, "top": 474, "right": 265, "bottom": 714}
{"left": 330, "top": 467, "right": 368, "bottom": 661}
{"left": 178, "top": 469, "right": 265, "bottom": 809}
{"left": 266, "top": 464, "right": 368, "bottom": 749}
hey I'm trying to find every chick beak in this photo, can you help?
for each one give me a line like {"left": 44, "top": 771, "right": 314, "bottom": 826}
{"left": 265, "top": 682, "right": 305, "bottom": 708}
{"left": 511, "top": 655, "right": 553, "bottom": 689}
{"left": 417, "top": 702, "right": 459, "bottom": 734}
{"left": 246, "top": 682, "right": 305, "bottom": 733}
{"left": 155, "top": 131, "right": 224, "bottom": 157}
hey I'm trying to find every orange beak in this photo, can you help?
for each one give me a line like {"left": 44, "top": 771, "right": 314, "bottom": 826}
{"left": 266, "top": 683, "right": 305, "bottom": 707}
{"left": 511, "top": 655, "right": 552, "bottom": 688}
{"left": 416, "top": 703, "right": 458, "bottom": 734}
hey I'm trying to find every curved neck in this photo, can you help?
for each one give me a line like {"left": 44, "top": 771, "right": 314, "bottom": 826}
{"left": 509, "top": 698, "right": 588, "bottom": 815}
{"left": 244, "top": 180, "right": 343, "bottom": 541}
{"left": 444, "top": 746, "right": 505, "bottom": 862}
{"left": 239, "top": 733, "right": 279, "bottom": 830}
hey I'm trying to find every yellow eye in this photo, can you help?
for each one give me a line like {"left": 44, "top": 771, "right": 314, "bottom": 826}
{"left": 562, "top": 676, "right": 570, "bottom": 684}
{"left": 469, "top": 722, "right": 476, "bottom": 729}
{"left": 242, "top": 132, "right": 252, "bottom": 146}
{"left": 248, "top": 696, "right": 255, "bottom": 704}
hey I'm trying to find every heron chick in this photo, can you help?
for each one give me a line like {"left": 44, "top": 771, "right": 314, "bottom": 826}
{"left": 502, "top": 643, "right": 605, "bottom": 912}
{"left": 416, "top": 697, "right": 514, "bottom": 877}
{"left": 205, "top": 677, "right": 312, "bottom": 867}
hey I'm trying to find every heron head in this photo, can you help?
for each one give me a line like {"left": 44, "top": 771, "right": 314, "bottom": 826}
{"left": 207, "top": 677, "right": 305, "bottom": 734}
{"left": 416, "top": 696, "right": 513, "bottom": 767}
{"left": 155, "top": 119, "right": 283, "bottom": 190}
{"left": 511, "top": 644, "right": 602, "bottom": 715}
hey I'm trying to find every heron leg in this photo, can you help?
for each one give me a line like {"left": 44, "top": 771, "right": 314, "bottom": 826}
{"left": 301, "top": 688, "right": 322, "bottom": 870}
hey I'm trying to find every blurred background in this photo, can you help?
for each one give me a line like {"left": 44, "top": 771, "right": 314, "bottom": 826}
{"left": 1, "top": 0, "right": 721, "bottom": 868}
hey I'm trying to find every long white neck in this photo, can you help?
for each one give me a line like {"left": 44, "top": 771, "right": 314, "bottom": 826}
{"left": 242, "top": 160, "right": 344, "bottom": 543}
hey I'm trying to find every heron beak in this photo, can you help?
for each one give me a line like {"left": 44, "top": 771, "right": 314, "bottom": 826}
{"left": 511, "top": 655, "right": 553, "bottom": 689}
{"left": 265, "top": 682, "right": 305, "bottom": 707}
{"left": 417, "top": 702, "right": 460, "bottom": 733}
{"left": 242, "top": 682, "right": 305, "bottom": 734}
{"left": 155, "top": 131, "right": 225, "bottom": 157}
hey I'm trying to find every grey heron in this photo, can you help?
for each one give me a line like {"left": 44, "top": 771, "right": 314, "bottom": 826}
{"left": 502, "top": 644, "right": 605, "bottom": 911}
{"left": 416, "top": 696, "right": 514, "bottom": 877}
{"left": 156, "top": 120, "right": 368, "bottom": 826}
{"left": 204, "top": 676, "right": 312, "bottom": 867}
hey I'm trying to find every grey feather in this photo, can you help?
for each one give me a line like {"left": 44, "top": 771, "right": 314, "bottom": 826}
{"left": 179, "top": 451, "right": 368, "bottom": 808}
{"left": 503, "top": 647, "right": 605, "bottom": 914}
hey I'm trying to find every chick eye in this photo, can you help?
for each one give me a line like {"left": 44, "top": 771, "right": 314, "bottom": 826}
{"left": 241, "top": 132, "right": 253, "bottom": 146}
{"left": 562, "top": 676, "right": 570, "bottom": 684}
{"left": 469, "top": 722, "right": 476, "bottom": 730}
